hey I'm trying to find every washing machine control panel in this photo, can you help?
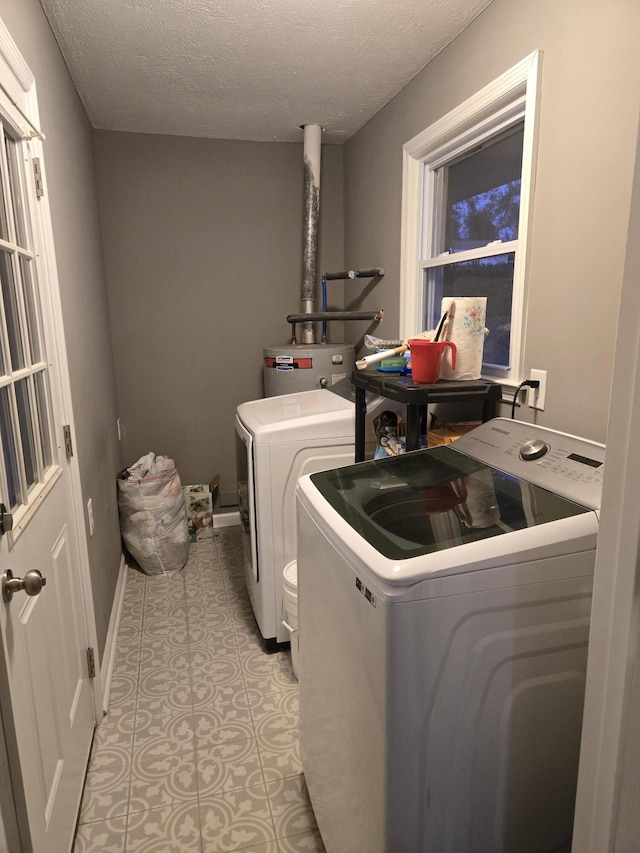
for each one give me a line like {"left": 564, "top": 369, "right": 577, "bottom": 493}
{"left": 453, "top": 418, "right": 605, "bottom": 509}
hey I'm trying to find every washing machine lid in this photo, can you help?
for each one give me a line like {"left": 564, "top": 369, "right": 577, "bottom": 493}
{"left": 237, "top": 389, "right": 354, "bottom": 442}
{"left": 309, "top": 444, "right": 594, "bottom": 563}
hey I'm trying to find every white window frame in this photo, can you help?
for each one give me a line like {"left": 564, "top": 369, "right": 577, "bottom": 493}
{"left": 399, "top": 50, "right": 542, "bottom": 386}
{"left": 0, "top": 20, "right": 68, "bottom": 541}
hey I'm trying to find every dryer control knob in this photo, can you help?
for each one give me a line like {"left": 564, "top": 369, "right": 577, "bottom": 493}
{"left": 520, "top": 439, "right": 550, "bottom": 461}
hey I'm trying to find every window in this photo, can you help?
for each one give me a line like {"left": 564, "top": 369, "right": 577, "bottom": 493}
{"left": 0, "top": 74, "right": 57, "bottom": 519}
{"left": 400, "top": 51, "right": 542, "bottom": 383}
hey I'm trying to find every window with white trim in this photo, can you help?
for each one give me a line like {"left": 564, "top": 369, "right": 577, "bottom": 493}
{"left": 399, "top": 51, "right": 542, "bottom": 384}
{"left": 0, "top": 85, "right": 56, "bottom": 517}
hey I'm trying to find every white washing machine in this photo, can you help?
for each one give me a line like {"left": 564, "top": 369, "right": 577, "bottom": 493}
{"left": 296, "top": 418, "right": 605, "bottom": 852}
{"left": 236, "top": 383, "right": 391, "bottom": 648}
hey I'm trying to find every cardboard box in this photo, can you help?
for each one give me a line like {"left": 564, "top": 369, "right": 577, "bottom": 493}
{"left": 209, "top": 474, "right": 220, "bottom": 505}
{"left": 184, "top": 478, "right": 218, "bottom": 542}
{"left": 427, "top": 422, "right": 479, "bottom": 446}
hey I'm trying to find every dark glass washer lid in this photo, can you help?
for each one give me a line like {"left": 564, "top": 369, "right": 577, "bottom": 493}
{"left": 310, "top": 445, "right": 590, "bottom": 561}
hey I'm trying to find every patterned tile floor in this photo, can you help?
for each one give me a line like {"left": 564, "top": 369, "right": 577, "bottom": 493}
{"left": 73, "top": 527, "right": 325, "bottom": 853}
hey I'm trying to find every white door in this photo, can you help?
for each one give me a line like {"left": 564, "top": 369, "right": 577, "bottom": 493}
{"left": 0, "top": 23, "right": 96, "bottom": 853}
{"left": 0, "top": 475, "right": 96, "bottom": 853}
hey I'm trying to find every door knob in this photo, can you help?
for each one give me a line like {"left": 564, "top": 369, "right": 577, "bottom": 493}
{"left": 2, "top": 569, "right": 47, "bottom": 603}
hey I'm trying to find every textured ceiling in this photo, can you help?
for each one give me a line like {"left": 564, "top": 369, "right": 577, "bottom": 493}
{"left": 39, "top": 0, "right": 494, "bottom": 143}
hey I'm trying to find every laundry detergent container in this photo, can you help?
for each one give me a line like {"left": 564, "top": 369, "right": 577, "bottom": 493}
{"left": 282, "top": 560, "right": 299, "bottom": 679}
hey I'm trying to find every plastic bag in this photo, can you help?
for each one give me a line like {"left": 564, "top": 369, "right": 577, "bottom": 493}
{"left": 117, "top": 453, "right": 190, "bottom": 575}
{"left": 363, "top": 331, "right": 435, "bottom": 352}
{"left": 364, "top": 334, "right": 404, "bottom": 351}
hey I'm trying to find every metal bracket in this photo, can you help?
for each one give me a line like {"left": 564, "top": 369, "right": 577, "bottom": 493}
{"left": 86, "top": 647, "right": 96, "bottom": 679}
{"left": 63, "top": 424, "right": 73, "bottom": 458}
{"left": 33, "top": 157, "right": 44, "bottom": 198}
{"left": 0, "top": 504, "right": 13, "bottom": 536}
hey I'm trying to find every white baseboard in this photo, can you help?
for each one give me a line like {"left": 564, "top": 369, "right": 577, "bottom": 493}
{"left": 100, "top": 553, "right": 127, "bottom": 715}
{"left": 212, "top": 511, "right": 240, "bottom": 529}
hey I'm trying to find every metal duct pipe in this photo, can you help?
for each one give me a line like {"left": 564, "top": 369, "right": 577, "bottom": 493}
{"left": 287, "top": 310, "right": 384, "bottom": 324}
{"left": 324, "top": 268, "right": 385, "bottom": 281}
{"left": 300, "top": 124, "right": 322, "bottom": 344}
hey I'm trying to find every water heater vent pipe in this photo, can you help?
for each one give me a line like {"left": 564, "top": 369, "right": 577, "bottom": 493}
{"left": 300, "top": 124, "right": 322, "bottom": 344}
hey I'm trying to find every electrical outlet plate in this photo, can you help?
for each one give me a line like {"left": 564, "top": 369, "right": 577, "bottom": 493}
{"left": 528, "top": 369, "right": 547, "bottom": 410}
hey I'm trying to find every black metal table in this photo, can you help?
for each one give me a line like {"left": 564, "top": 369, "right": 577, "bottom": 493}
{"left": 351, "top": 369, "right": 502, "bottom": 462}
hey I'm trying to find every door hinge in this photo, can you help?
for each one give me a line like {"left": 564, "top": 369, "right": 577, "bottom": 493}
{"left": 86, "top": 647, "right": 96, "bottom": 679}
{"left": 33, "top": 157, "right": 44, "bottom": 199}
{"left": 63, "top": 424, "right": 73, "bottom": 458}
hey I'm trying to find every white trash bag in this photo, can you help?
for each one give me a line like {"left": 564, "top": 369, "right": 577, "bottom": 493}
{"left": 117, "top": 453, "right": 190, "bottom": 575}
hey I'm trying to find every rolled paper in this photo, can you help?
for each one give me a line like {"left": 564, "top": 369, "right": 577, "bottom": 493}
{"left": 440, "top": 297, "right": 487, "bottom": 380}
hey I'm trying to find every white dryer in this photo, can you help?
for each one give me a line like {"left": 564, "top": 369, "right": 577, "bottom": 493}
{"left": 296, "top": 418, "right": 605, "bottom": 852}
{"left": 235, "top": 386, "right": 355, "bottom": 648}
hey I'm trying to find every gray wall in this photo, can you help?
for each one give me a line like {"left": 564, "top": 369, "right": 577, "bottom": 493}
{"left": 344, "top": 0, "right": 640, "bottom": 443}
{"left": 93, "top": 132, "right": 344, "bottom": 499}
{"left": 0, "top": 0, "right": 122, "bottom": 654}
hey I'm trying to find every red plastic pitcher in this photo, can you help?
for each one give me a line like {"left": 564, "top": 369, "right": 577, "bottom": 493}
{"left": 409, "top": 339, "right": 457, "bottom": 384}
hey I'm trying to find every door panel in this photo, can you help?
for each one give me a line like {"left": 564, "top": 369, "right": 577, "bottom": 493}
{"left": 1, "top": 472, "right": 95, "bottom": 852}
